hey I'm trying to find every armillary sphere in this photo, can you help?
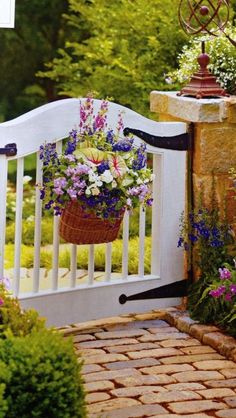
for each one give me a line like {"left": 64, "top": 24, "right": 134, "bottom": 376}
{"left": 177, "top": 0, "right": 233, "bottom": 98}
{"left": 178, "top": 0, "right": 230, "bottom": 37}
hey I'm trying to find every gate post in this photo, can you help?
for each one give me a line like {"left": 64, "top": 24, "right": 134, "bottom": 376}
{"left": 150, "top": 91, "right": 236, "bottom": 275}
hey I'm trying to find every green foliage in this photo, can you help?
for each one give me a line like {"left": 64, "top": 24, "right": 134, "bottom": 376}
{"left": 39, "top": 0, "right": 187, "bottom": 115}
{"left": 171, "top": 24, "right": 236, "bottom": 95}
{"left": 0, "top": 0, "right": 71, "bottom": 120}
{"left": 0, "top": 330, "right": 87, "bottom": 418}
{"left": 6, "top": 178, "right": 36, "bottom": 223}
{"left": 0, "top": 284, "right": 45, "bottom": 338}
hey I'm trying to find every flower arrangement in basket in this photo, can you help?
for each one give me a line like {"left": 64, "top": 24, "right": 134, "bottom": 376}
{"left": 39, "top": 98, "right": 154, "bottom": 245}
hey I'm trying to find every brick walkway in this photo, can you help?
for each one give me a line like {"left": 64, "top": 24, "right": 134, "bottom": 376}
{"left": 62, "top": 309, "right": 236, "bottom": 418}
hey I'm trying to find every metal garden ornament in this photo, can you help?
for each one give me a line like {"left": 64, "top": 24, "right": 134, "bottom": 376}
{"left": 178, "top": 0, "right": 235, "bottom": 98}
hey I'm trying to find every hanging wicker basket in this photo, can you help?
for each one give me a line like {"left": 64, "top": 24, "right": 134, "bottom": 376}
{"left": 59, "top": 201, "right": 124, "bottom": 245}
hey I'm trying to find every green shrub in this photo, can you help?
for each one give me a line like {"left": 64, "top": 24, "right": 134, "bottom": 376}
{"left": 0, "top": 283, "right": 45, "bottom": 338}
{"left": 0, "top": 330, "right": 87, "bottom": 418}
{"left": 6, "top": 218, "right": 53, "bottom": 245}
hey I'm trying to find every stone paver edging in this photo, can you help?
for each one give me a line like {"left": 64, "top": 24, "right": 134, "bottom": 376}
{"left": 163, "top": 308, "right": 236, "bottom": 362}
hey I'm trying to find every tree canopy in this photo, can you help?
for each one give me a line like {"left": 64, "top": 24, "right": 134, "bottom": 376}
{"left": 39, "top": 0, "right": 187, "bottom": 115}
{"left": 0, "top": 0, "right": 69, "bottom": 120}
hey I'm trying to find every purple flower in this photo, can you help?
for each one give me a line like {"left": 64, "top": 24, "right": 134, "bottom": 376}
{"left": 106, "top": 130, "right": 114, "bottom": 144}
{"left": 97, "top": 161, "right": 110, "bottom": 174}
{"left": 132, "top": 144, "right": 147, "bottom": 170}
{"left": 53, "top": 187, "right": 64, "bottom": 196}
{"left": 112, "top": 138, "right": 133, "bottom": 152}
{"left": 177, "top": 237, "right": 184, "bottom": 248}
{"left": 188, "top": 233, "right": 198, "bottom": 243}
{"left": 67, "top": 188, "right": 77, "bottom": 199}
{"left": 219, "top": 267, "right": 232, "bottom": 280}
{"left": 45, "top": 200, "right": 54, "bottom": 210}
{"left": 40, "top": 188, "right": 45, "bottom": 199}
{"left": 54, "top": 177, "right": 67, "bottom": 189}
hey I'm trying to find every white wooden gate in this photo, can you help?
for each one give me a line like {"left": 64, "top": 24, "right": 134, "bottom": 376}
{"left": 0, "top": 98, "right": 187, "bottom": 326}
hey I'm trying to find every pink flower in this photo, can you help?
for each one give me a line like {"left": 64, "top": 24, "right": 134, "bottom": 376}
{"left": 225, "top": 293, "right": 232, "bottom": 302}
{"left": 0, "top": 298, "right": 4, "bottom": 306}
{"left": 230, "top": 284, "right": 236, "bottom": 294}
{"left": 209, "top": 285, "right": 226, "bottom": 298}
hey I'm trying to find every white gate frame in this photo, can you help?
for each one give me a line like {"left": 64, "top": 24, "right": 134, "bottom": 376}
{"left": 0, "top": 99, "right": 187, "bottom": 326}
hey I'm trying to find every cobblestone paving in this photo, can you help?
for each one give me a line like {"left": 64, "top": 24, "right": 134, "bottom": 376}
{"left": 62, "top": 309, "right": 236, "bottom": 418}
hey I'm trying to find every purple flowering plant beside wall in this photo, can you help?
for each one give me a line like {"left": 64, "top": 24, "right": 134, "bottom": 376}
{"left": 178, "top": 207, "right": 234, "bottom": 278}
{"left": 178, "top": 203, "right": 236, "bottom": 336}
{"left": 39, "top": 97, "right": 153, "bottom": 219}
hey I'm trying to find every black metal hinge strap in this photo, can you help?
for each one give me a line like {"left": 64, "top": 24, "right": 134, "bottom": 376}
{"left": 119, "top": 279, "right": 189, "bottom": 305}
{"left": 0, "top": 143, "right": 17, "bottom": 157}
{"left": 123, "top": 127, "right": 191, "bottom": 151}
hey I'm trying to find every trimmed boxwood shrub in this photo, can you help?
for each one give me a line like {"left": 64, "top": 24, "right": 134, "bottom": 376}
{"left": 0, "top": 283, "right": 87, "bottom": 417}
{"left": 0, "top": 330, "right": 87, "bottom": 418}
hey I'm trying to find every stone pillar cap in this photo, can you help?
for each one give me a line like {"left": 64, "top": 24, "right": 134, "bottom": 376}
{"left": 150, "top": 91, "right": 236, "bottom": 123}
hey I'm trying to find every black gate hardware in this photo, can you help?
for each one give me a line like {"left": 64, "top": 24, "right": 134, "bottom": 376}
{"left": 0, "top": 143, "right": 17, "bottom": 157}
{"left": 123, "top": 127, "right": 192, "bottom": 151}
{"left": 119, "top": 279, "right": 189, "bottom": 305}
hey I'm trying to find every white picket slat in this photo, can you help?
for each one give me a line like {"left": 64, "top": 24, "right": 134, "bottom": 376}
{"left": 51, "top": 140, "right": 63, "bottom": 291}
{"left": 105, "top": 243, "right": 112, "bottom": 282}
{"left": 70, "top": 244, "right": 77, "bottom": 288}
{"left": 13, "top": 157, "right": 24, "bottom": 296}
{"left": 33, "top": 153, "right": 43, "bottom": 293}
{"left": 138, "top": 206, "right": 146, "bottom": 278}
{"left": 122, "top": 211, "right": 129, "bottom": 280}
{"left": 0, "top": 156, "right": 8, "bottom": 277}
{"left": 88, "top": 245, "right": 95, "bottom": 285}
{"left": 151, "top": 154, "right": 161, "bottom": 276}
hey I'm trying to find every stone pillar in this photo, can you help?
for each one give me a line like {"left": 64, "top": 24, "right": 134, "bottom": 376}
{"left": 150, "top": 92, "right": 236, "bottom": 226}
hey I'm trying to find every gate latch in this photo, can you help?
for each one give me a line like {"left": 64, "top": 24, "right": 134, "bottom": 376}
{"left": 0, "top": 143, "right": 17, "bottom": 157}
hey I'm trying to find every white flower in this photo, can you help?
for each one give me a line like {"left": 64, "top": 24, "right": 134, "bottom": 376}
{"left": 100, "top": 170, "right": 113, "bottom": 184}
{"left": 89, "top": 172, "right": 102, "bottom": 187}
{"left": 112, "top": 180, "right": 117, "bottom": 188}
{"left": 137, "top": 177, "right": 143, "bottom": 185}
{"left": 85, "top": 188, "right": 91, "bottom": 196}
{"left": 23, "top": 175, "right": 32, "bottom": 184}
{"left": 126, "top": 198, "right": 132, "bottom": 207}
{"left": 91, "top": 187, "right": 100, "bottom": 196}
